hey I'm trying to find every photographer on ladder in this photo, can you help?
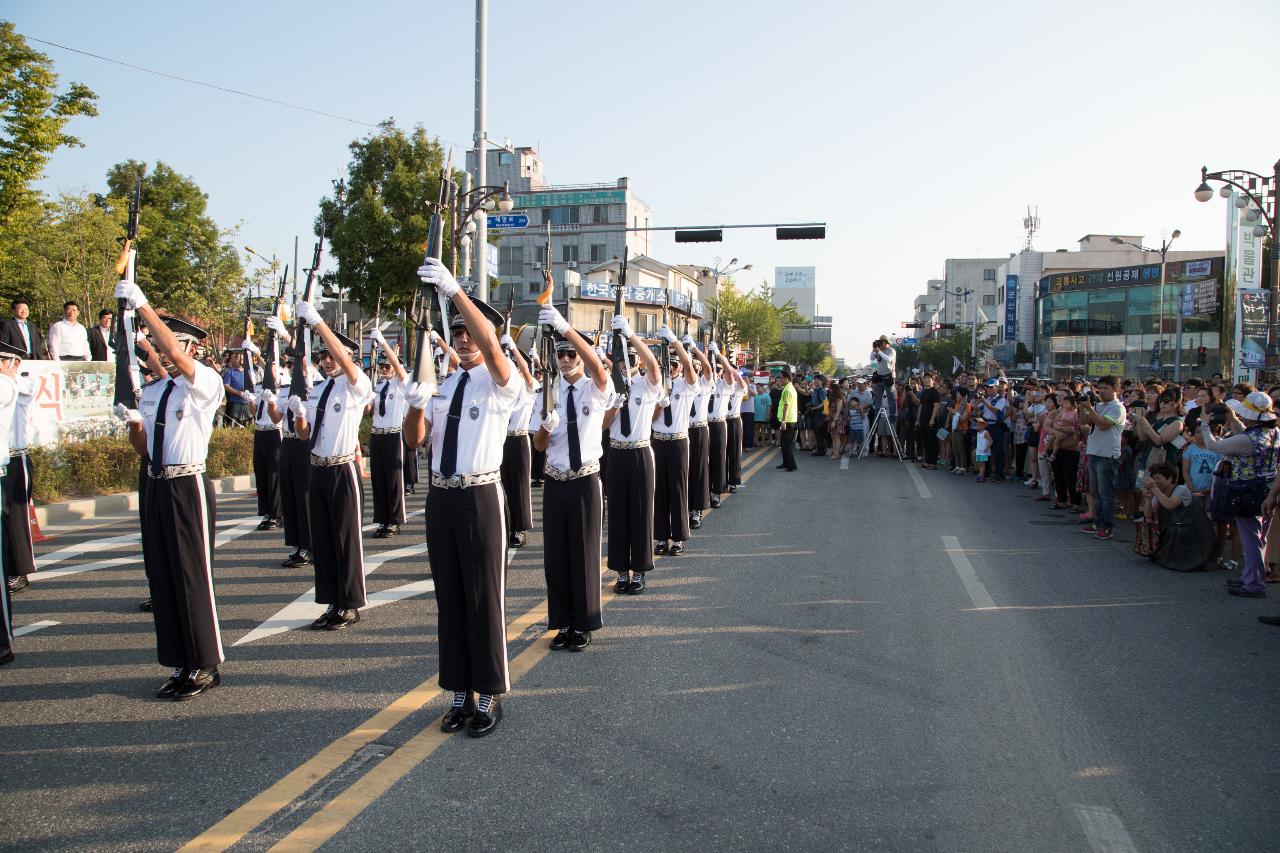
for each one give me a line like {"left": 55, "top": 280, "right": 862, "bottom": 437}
{"left": 870, "top": 336, "right": 897, "bottom": 456}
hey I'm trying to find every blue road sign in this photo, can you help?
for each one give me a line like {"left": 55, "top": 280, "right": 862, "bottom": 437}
{"left": 487, "top": 213, "right": 529, "bottom": 229}
{"left": 900, "top": 337, "right": 918, "bottom": 346}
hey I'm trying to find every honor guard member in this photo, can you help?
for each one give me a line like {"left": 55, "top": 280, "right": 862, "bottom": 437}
{"left": 705, "top": 340, "right": 733, "bottom": 509}
{"left": 532, "top": 305, "right": 609, "bottom": 652}
{"left": 726, "top": 371, "right": 753, "bottom": 492}
{"left": 287, "top": 306, "right": 372, "bottom": 631}
{"left": 368, "top": 329, "right": 409, "bottom": 538}
{"left": 604, "top": 314, "right": 663, "bottom": 595}
{"left": 3, "top": 368, "right": 35, "bottom": 595}
{"left": 529, "top": 349, "right": 547, "bottom": 487}
{"left": 114, "top": 280, "right": 225, "bottom": 701}
{"left": 0, "top": 341, "right": 24, "bottom": 665}
{"left": 404, "top": 258, "right": 520, "bottom": 739}
{"left": 651, "top": 329, "right": 697, "bottom": 557}
{"left": 499, "top": 335, "right": 536, "bottom": 548}
{"left": 243, "top": 339, "right": 282, "bottom": 531}
{"left": 132, "top": 332, "right": 167, "bottom": 614}
{"left": 265, "top": 315, "right": 318, "bottom": 568}
{"left": 684, "top": 336, "right": 714, "bottom": 529}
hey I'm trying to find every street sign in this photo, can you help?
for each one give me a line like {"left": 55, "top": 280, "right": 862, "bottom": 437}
{"left": 901, "top": 337, "right": 918, "bottom": 346}
{"left": 487, "top": 213, "right": 530, "bottom": 229}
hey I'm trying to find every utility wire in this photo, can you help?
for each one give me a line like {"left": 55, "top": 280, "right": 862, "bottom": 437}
{"left": 28, "top": 36, "right": 379, "bottom": 128}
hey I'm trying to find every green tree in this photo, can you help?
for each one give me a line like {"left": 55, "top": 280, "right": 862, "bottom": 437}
{"left": 317, "top": 121, "right": 461, "bottom": 317}
{"left": 918, "top": 330, "right": 995, "bottom": 376}
{"left": 105, "top": 160, "right": 245, "bottom": 335}
{"left": 711, "top": 279, "right": 782, "bottom": 362}
{"left": 0, "top": 22, "right": 98, "bottom": 229}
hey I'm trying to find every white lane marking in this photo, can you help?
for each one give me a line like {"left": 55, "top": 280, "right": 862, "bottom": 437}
{"left": 360, "top": 508, "right": 425, "bottom": 533}
{"left": 1074, "top": 804, "right": 1138, "bottom": 853}
{"left": 906, "top": 463, "right": 932, "bottom": 498}
{"left": 839, "top": 456, "right": 849, "bottom": 471}
{"left": 34, "top": 518, "right": 263, "bottom": 580}
{"left": 13, "top": 620, "right": 60, "bottom": 637}
{"left": 35, "top": 515, "right": 261, "bottom": 571}
{"left": 233, "top": 542, "right": 430, "bottom": 646}
{"left": 941, "top": 535, "right": 996, "bottom": 609}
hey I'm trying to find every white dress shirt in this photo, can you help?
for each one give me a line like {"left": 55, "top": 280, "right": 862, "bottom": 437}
{"left": 10, "top": 376, "right": 33, "bottom": 450}
{"left": 608, "top": 372, "right": 662, "bottom": 442}
{"left": 371, "top": 377, "right": 409, "bottom": 430}
{"left": 139, "top": 364, "right": 223, "bottom": 466}
{"left": 506, "top": 375, "right": 535, "bottom": 432}
{"left": 0, "top": 374, "right": 17, "bottom": 467}
{"left": 531, "top": 373, "right": 609, "bottom": 471}
{"left": 14, "top": 321, "right": 32, "bottom": 357}
{"left": 252, "top": 390, "right": 280, "bottom": 431}
{"left": 708, "top": 377, "right": 734, "bottom": 420}
{"left": 47, "top": 319, "right": 90, "bottom": 359}
{"left": 689, "top": 375, "right": 714, "bottom": 426}
{"left": 307, "top": 372, "right": 373, "bottom": 458}
{"left": 653, "top": 377, "right": 695, "bottom": 436}
{"left": 425, "top": 362, "right": 519, "bottom": 475}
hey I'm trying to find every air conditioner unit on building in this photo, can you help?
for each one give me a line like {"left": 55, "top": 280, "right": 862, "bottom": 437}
{"left": 531, "top": 261, "right": 542, "bottom": 270}
{"left": 567, "top": 261, "right": 578, "bottom": 269}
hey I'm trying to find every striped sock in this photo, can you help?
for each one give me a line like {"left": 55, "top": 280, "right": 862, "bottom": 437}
{"left": 477, "top": 694, "right": 493, "bottom": 715}
{"left": 452, "top": 691, "right": 467, "bottom": 710}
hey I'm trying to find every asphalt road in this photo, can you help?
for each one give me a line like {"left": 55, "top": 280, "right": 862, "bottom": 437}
{"left": 2, "top": 447, "right": 1277, "bottom": 852}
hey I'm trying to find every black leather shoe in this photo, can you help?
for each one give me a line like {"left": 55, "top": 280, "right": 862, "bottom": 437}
{"left": 174, "top": 668, "right": 220, "bottom": 701}
{"left": 6, "top": 575, "right": 29, "bottom": 593}
{"left": 467, "top": 701, "right": 502, "bottom": 738}
{"left": 690, "top": 513, "right": 702, "bottom": 530}
{"left": 508, "top": 531, "right": 526, "bottom": 548}
{"left": 138, "top": 597, "right": 153, "bottom": 612}
{"left": 1259, "top": 614, "right": 1280, "bottom": 626}
{"left": 156, "top": 668, "right": 189, "bottom": 699}
{"left": 710, "top": 497, "right": 721, "bottom": 509}
{"left": 1229, "top": 588, "right": 1267, "bottom": 598}
{"left": 373, "top": 525, "right": 388, "bottom": 539}
{"left": 613, "top": 574, "right": 629, "bottom": 594}
{"left": 654, "top": 541, "right": 668, "bottom": 556}
{"left": 0, "top": 650, "right": 13, "bottom": 666}
{"left": 440, "top": 696, "right": 476, "bottom": 732}
{"left": 669, "top": 542, "right": 684, "bottom": 556}
{"left": 310, "top": 605, "right": 338, "bottom": 630}
{"left": 326, "top": 608, "right": 361, "bottom": 630}
{"left": 282, "top": 550, "right": 305, "bottom": 568}
{"left": 627, "top": 574, "right": 646, "bottom": 595}
{"left": 568, "top": 630, "right": 591, "bottom": 651}
{"left": 384, "top": 524, "right": 400, "bottom": 538}
{"left": 550, "top": 630, "right": 571, "bottom": 651}
{"left": 775, "top": 463, "right": 788, "bottom": 469}
{"left": 290, "top": 549, "right": 313, "bottom": 567}
{"left": 728, "top": 485, "right": 740, "bottom": 493}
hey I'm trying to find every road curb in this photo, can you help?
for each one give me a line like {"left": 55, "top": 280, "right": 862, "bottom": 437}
{"left": 35, "top": 474, "right": 258, "bottom": 527}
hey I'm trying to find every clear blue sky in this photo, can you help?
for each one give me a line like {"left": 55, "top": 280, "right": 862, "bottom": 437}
{"left": 8, "top": 0, "right": 1280, "bottom": 361}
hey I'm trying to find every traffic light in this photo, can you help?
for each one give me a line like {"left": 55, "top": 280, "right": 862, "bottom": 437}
{"left": 901, "top": 322, "right": 925, "bottom": 329}
{"left": 674, "top": 229, "right": 723, "bottom": 243}
{"left": 776, "top": 226, "right": 826, "bottom": 240}
{"left": 1197, "top": 345, "right": 1207, "bottom": 366}
{"left": 933, "top": 322, "right": 958, "bottom": 330}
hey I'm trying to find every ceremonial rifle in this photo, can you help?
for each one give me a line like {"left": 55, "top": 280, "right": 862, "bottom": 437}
{"left": 262, "top": 266, "right": 287, "bottom": 393}
{"left": 289, "top": 231, "right": 324, "bottom": 404}
{"left": 369, "top": 287, "right": 383, "bottom": 383}
{"left": 503, "top": 287, "right": 515, "bottom": 357}
{"left": 660, "top": 287, "right": 672, "bottom": 396}
{"left": 112, "top": 175, "right": 142, "bottom": 408}
{"left": 242, "top": 290, "right": 256, "bottom": 399}
{"left": 609, "top": 249, "right": 631, "bottom": 394}
{"left": 536, "top": 222, "right": 558, "bottom": 416}
{"left": 409, "top": 151, "right": 452, "bottom": 399}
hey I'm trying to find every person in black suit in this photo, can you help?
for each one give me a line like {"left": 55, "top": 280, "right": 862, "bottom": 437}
{"left": 0, "top": 298, "right": 45, "bottom": 361}
{"left": 88, "top": 308, "right": 114, "bottom": 361}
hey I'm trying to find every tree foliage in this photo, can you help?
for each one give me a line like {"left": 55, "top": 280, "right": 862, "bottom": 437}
{"left": 0, "top": 22, "right": 98, "bottom": 229}
{"left": 918, "top": 329, "right": 995, "bottom": 376}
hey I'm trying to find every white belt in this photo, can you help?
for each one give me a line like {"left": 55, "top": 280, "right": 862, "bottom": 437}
{"left": 610, "top": 439, "right": 651, "bottom": 450}
{"left": 282, "top": 431, "right": 300, "bottom": 440}
{"left": 430, "top": 469, "right": 501, "bottom": 489}
{"left": 9, "top": 448, "right": 27, "bottom": 457}
{"left": 311, "top": 451, "right": 357, "bottom": 467}
{"left": 708, "top": 417, "right": 726, "bottom": 424}
{"left": 507, "top": 429, "right": 529, "bottom": 437}
{"left": 544, "top": 460, "right": 601, "bottom": 481}
{"left": 652, "top": 432, "right": 687, "bottom": 442}
{"left": 255, "top": 424, "right": 281, "bottom": 432}
{"left": 371, "top": 426, "right": 402, "bottom": 435}
{"left": 690, "top": 422, "right": 709, "bottom": 429}
{"left": 149, "top": 462, "right": 206, "bottom": 480}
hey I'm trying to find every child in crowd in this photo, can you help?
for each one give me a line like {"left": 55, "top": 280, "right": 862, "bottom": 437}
{"left": 848, "top": 398, "right": 865, "bottom": 457}
{"left": 973, "top": 417, "right": 992, "bottom": 482}
{"left": 1115, "top": 424, "right": 1140, "bottom": 521}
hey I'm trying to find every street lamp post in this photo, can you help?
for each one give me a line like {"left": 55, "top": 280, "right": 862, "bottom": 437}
{"left": 1195, "top": 160, "right": 1279, "bottom": 379}
{"left": 450, "top": 178, "right": 514, "bottom": 296}
{"left": 930, "top": 283, "right": 977, "bottom": 370}
{"left": 1110, "top": 232, "right": 1181, "bottom": 379}
{"left": 704, "top": 257, "right": 752, "bottom": 344}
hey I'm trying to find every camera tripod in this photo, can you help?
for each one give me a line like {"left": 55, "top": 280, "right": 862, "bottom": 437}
{"left": 858, "top": 404, "right": 905, "bottom": 462}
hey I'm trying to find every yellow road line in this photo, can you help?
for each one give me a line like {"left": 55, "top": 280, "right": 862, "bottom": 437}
{"left": 184, "top": 448, "right": 770, "bottom": 852}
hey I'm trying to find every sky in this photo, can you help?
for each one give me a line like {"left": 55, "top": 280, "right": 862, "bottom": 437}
{"left": 8, "top": 0, "right": 1280, "bottom": 361}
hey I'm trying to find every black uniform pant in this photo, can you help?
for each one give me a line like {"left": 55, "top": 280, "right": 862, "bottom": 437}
{"left": 598, "top": 428, "right": 610, "bottom": 493}
{"left": 531, "top": 444, "right": 546, "bottom": 484}
{"left": 427, "top": 481, "right": 509, "bottom": 695}
{"left": 370, "top": 432, "right": 406, "bottom": 525}
{"left": 279, "top": 437, "right": 312, "bottom": 551}
{"left": 500, "top": 433, "right": 533, "bottom": 534}
{"left": 606, "top": 445, "right": 656, "bottom": 575}
{"left": 141, "top": 473, "right": 222, "bottom": 670}
{"left": 252, "top": 429, "right": 282, "bottom": 519}
{"left": 653, "top": 437, "right": 690, "bottom": 543}
{"left": 726, "top": 416, "right": 744, "bottom": 486}
{"left": 688, "top": 425, "right": 711, "bottom": 511}
{"left": 0, "top": 469, "right": 11, "bottom": 657}
{"left": 742, "top": 412, "right": 756, "bottom": 449}
{"left": 708, "top": 420, "right": 728, "bottom": 496}
{"left": 309, "top": 461, "right": 366, "bottom": 609}
{"left": 3, "top": 455, "right": 36, "bottom": 578}
{"left": 543, "top": 473, "right": 603, "bottom": 632}
{"left": 403, "top": 436, "right": 419, "bottom": 487}
{"left": 780, "top": 423, "right": 798, "bottom": 469}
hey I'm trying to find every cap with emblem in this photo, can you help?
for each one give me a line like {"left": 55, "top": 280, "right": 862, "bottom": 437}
{"left": 157, "top": 314, "right": 208, "bottom": 343}
{"left": 315, "top": 331, "right": 359, "bottom": 356}
{"left": 0, "top": 340, "right": 25, "bottom": 359}
{"left": 448, "top": 299, "right": 505, "bottom": 332}
{"left": 554, "top": 331, "right": 591, "bottom": 352}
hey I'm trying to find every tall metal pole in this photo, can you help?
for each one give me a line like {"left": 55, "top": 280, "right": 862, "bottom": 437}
{"left": 968, "top": 291, "right": 977, "bottom": 371}
{"left": 1156, "top": 248, "right": 1166, "bottom": 379}
{"left": 473, "top": 0, "right": 489, "bottom": 303}
{"left": 1169, "top": 244, "right": 1183, "bottom": 382}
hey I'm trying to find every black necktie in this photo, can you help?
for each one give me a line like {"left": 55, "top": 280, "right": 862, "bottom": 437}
{"left": 308, "top": 379, "right": 335, "bottom": 450}
{"left": 566, "top": 384, "right": 582, "bottom": 471}
{"left": 664, "top": 390, "right": 673, "bottom": 427}
{"left": 286, "top": 409, "right": 295, "bottom": 432}
{"left": 379, "top": 381, "right": 389, "bottom": 416}
{"left": 620, "top": 387, "right": 632, "bottom": 437}
{"left": 150, "top": 380, "right": 176, "bottom": 476}
{"left": 709, "top": 392, "right": 717, "bottom": 417}
{"left": 440, "top": 370, "right": 470, "bottom": 477}
{"left": 690, "top": 395, "right": 697, "bottom": 417}
{"left": 256, "top": 399, "right": 265, "bottom": 422}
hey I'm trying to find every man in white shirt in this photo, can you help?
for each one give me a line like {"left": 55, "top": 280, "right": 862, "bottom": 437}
{"left": 0, "top": 298, "right": 43, "bottom": 361}
{"left": 684, "top": 337, "right": 715, "bottom": 529}
{"left": 0, "top": 341, "right": 24, "bottom": 666}
{"left": 651, "top": 331, "right": 697, "bottom": 557}
{"left": 47, "top": 301, "right": 91, "bottom": 360}
{"left": 498, "top": 336, "right": 536, "bottom": 548}
{"left": 531, "top": 305, "right": 610, "bottom": 654}
{"left": 242, "top": 337, "right": 282, "bottom": 532}
{"left": 3, "top": 370, "right": 36, "bottom": 595}
{"left": 367, "top": 334, "right": 410, "bottom": 538}
{"left": 89, "top": 309, "right": 115, "bottom": 361}
{"left": 265, "top": 320, "right": 321, "bottom": 569}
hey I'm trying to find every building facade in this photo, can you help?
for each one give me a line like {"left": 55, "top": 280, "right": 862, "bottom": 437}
{"left": 772, "top": 266, "right": 818, "bottom": 321}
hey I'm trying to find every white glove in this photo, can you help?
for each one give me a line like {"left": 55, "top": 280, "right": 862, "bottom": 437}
{"left": 287, "top": 396, "right": 305, "bottom": 418}
{"left": 430, "top": 329, "right": 445, "bottom": 345}
{"left": 114, "top": 280, "right": 148, "bottom": 310}
{"left": 243, "top": 389, "right": 258, "bottom": 407}
{"left": 540, "top": 409, "right": 560, "bottom": 434}
{"left": 417, "top": 257, "right": 461, "bottom": 298}
{"left": 657, "top": 395, "right": 671, "bottom": 409}
{"left": 658, "top": 325, "right": 677, "bottom": 344}
{"left": 266, "top": 315, "right": 287, "bottom": 336}
{"left": 261, "top": 390, "right": 278, "bottom": 407}
{"left": 611, "top": 314, "right": 634, "bottom": 339}
{"left": 707, "top": 341, "right": 720, "bottom": 358}
{"left": 242, "top": 340, "right": 261, "bottom": 356}
{"left": 609, "top": 392, "right": 627, "bottom": 410}
{"left": 595, "top": 346, "right": 609, "bottom": 362}
{"left": 538, "top": 304, "right": 570, "bottom": 335}
{"left": 114, "top": 403, "right": 141, "bottom": 424}
{"left": 405, "top": 381, "right": 433, "bottom": 409}
{"left": 681, "top": 334, "right": 696, "bottom": 350}
{"left": 295, "top": 301, "right": 322, "bottom": 327}
{"left": 371, "top": 328, "right": 388, "bottom": 349}
{"left": 134, "top": 329, "right": 149, "bottom": 346}
{"left": 500, "top": 333, "right": 516, "bottom": 351}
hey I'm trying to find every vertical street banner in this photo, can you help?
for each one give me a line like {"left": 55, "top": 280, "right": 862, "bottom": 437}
{"left": 1004, "top": 275, "right": 1018, "bottom": 341}
{"left": 1226, "top": 190, "right": 1267, "bottom": 383}
{"left": 1237, "top": 288, "right": 1268, "bottom": 372}
{"left": 22, "top": 361, "right": 122, "bottom": 446}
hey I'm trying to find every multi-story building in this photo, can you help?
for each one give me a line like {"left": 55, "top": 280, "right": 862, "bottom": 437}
{"left": 913, "top": 290, "right": 939, "bottom": 327}
{"left": 771, "top": 266, "right": 818, "bottom": 321}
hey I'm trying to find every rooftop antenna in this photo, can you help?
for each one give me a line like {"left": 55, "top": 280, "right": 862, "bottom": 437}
{"left": 1023, "top": 205, "right": 1041, "bottom": 252}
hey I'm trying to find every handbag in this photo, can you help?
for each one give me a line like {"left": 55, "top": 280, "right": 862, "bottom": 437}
{"left": 1226, "top": 479, "right": 1270, "bottom": 517}
{"left": 937, "top": 427, "right": 950, "bottom": 441}
{"left": 1133, "top": 519, "right": 1160, "bottom": 558}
